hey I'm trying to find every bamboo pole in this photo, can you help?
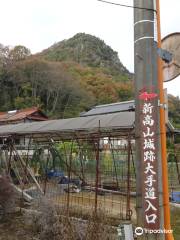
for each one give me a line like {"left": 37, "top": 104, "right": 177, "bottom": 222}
{"left": 12, "top": 145, "right": 43, "bottom": 194}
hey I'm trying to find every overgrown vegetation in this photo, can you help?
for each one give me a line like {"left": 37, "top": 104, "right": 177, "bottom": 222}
{"left": 168, "top": 94, "right": 180, "bottom": 129}
{"left": 171, "top": 207, "right": 180, "bottom": 240}
{"left": 0, "top": 174, "right": 16, "bottom": 216}
{"left": 26, "top": 198, "right": 117, "bottom": 240}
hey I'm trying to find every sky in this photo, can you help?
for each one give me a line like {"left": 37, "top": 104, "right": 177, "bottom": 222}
{"left": 0, "top": 0, "right": 179, "bottom": 97}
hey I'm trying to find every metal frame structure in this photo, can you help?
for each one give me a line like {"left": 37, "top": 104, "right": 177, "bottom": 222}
{"left": 0, "top": 112, "right": 178, "bottom": 225}
{"left": 0, "top": 112, "right": 137, "bottom": 223}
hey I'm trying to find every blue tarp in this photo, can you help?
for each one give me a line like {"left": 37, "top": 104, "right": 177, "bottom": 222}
{"left": 170, "top": 191, "right": 180, "bottom": 203}
{"left": 47, "top": 170, "right": 64, "bottom": 178}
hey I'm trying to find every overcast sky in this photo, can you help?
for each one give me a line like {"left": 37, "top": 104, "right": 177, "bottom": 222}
{"left": 0, "top": 0, "right": 179, "bottom": 96}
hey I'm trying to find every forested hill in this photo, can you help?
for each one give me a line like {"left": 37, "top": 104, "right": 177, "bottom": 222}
{"left": 0, "top": 33, "right": 134, "bottom": 118}
{"left": 41, "top": 33, "right": 131, "bottom": 78}
{"left": 0, "top": 33, "right": 179, "bottom": 126}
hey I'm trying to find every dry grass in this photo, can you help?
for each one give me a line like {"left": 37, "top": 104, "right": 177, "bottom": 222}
{"left": 27, "top": 198, "right": 118, "bottom": 240}
{"left": 0, "top": 212, "right": 35, "bottom": 240}
{"left": 0, "top": 198, "right": 179, "bottom": 240}
{"left": 171, "top": 207, "right": 180, "bottom": 240}
{"left": 0, "top": 174, "right": 17, "bottom": 216}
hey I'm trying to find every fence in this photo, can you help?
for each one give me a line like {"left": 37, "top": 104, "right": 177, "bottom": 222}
{"left": 0, "top": 136, "right": 136, "bottom": 224}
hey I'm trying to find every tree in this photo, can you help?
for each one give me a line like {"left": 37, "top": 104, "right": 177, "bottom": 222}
{"left": 168, "top": 94, "right": 180, "bottom": 128}
{"left": 0, "top": 44, "right": 10, "bottom": 69}
{"left": 9, "top": 45, "right": 31, "bottom": 62}
{"left": 6, "top": 57, "right": 94, "bottom": 117}
{"left": 117, "top": 82, "right": 134, "bottom": 101}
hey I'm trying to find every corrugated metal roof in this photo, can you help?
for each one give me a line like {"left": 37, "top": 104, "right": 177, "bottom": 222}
{"left": 0, "top": 112, "right": 135, "bottom": 139}
{"left": 81, "top": 100, "right": 135, "bottom": 117}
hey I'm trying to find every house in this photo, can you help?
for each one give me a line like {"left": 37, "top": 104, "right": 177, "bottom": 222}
{"left": 0, "top": 107, "right": 48, "bottom": 125}
{"left": 80, "top": 99, "right": 177, "bottom": 149}
{"left": 80, "top": 100, "right": 135, "bottom": 117}
{"left": 0, "top": 107, "right": 48, "bottom": 147}
{"left": 80, "top": 100, "right": 135, "bottom": 149}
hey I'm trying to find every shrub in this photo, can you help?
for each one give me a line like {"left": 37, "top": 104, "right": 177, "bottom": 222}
{"left": 0, "top": 174, "right": 16, "bottom": 216}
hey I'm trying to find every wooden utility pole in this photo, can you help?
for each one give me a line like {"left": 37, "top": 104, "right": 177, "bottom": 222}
{"left": 134, "top": 1, "right": 164, "bottom": 239}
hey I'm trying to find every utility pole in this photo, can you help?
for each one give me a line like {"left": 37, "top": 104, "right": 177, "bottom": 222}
{"left": 134, "top": 1, "right": 164, "bottom": 239}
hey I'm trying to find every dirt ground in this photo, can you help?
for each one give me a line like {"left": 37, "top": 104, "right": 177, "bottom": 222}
{"left": 52, "top": 191, "right": 136, "bottom": 220}
{"left": 42, "top": 182, "right": 136, "bottom": 220}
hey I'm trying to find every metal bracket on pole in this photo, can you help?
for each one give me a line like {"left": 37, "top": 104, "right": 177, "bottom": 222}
{"left": 158, "top": 100, "right": 167, "bottom": 110}
{"left": 157, "top": 48, "right": 172, "bottom": 63}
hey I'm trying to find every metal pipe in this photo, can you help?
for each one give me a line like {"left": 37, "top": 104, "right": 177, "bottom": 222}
{"left": 156, "top": 2, "right": 174, "bottom": 239}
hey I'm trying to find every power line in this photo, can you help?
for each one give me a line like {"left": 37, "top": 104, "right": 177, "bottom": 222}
{"left": 97, "top": 0, "right": 156, "bottom": 12}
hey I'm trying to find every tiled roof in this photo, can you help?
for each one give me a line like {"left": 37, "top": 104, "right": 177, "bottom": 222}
{"left": 0, "top": 107, "right": 48, "bottom": 123}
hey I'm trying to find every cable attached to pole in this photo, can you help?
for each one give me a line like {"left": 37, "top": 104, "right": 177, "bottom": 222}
{"left": 97, "top": 0, "right": 156, "bottom": 12}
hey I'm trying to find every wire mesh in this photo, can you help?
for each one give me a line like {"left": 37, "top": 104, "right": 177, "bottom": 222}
{"left": 0, "top": 136, "right": 136, "bottom": 224}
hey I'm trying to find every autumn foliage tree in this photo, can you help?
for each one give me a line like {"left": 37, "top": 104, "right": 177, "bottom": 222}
{"left": 3, "top": 57, "right": 94, "bottom": 118}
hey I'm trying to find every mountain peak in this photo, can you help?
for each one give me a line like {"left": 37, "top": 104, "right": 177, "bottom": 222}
{"left": 41, "top": 33, "right": 130, "bottom": 76}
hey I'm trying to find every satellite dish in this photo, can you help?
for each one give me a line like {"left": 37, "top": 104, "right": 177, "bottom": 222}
{"left": 161, "top": 32, "right": 180, "bottom": 82}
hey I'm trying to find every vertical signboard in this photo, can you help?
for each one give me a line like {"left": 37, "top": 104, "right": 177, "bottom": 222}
{"left": 139, "top": 89, "right": 160, "bottom": 230}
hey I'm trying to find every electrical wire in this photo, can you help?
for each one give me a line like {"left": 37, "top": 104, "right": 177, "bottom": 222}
{"left": 97, "top": 0, "right": 156, "bottom": 12}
